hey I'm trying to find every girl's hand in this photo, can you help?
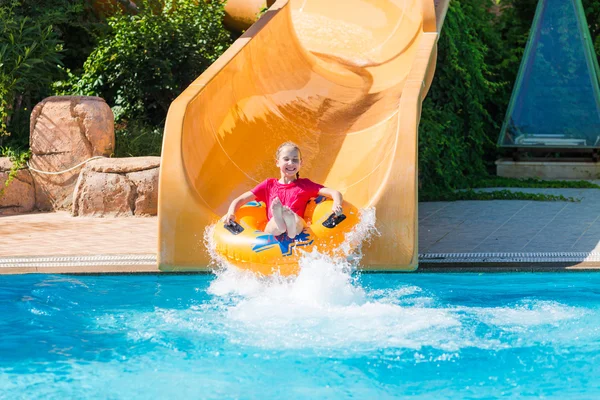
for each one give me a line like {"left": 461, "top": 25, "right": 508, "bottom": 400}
{"left": 318, "top": 187, "right": 344, "bottom": 216}
{"left": 332, "top": 202, "right": 343, "bottom": 216}
{"left": 224, "top": 212, "right": 235, "bottom": 224}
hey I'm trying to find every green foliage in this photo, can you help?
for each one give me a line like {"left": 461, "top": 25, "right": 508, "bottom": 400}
{"left": 66, "top": 0, "right": 233, "bottom": 129}
{"left": 0, "top": 146, "right": 30, "bottom": 198}
{"left": 114, "top": 120, "right": 163, "bottom": 157}
{"left": 8, "top": 0, "right": 104, "bottom": 70}
{"left": 419, "top": 0, "right": 502, "bottom": 195}
{"left": 0, "top": 2, "right": 63, "bottom": 143}
{"left": 494, "top": 0, "right": 538, "bottom": 84}
{"left": 583, "top": 0, "right": 600, "bottom": 56}
{"left": 0, "top": 0, "right": 103, "bottom": 148}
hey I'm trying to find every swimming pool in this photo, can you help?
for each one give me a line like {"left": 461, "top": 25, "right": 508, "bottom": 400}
{"left": 2, "top": 258, "right": 600, "bottom": 399}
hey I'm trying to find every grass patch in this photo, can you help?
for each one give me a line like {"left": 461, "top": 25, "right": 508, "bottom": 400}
{"left": 471, "top": 177, "right": 600, "bottom": 189}
{"left": 421, "top": 189, "right": 580, "bottom": 203}
{"left": 114, "top": 121, "right": 162, "bottom": 158}
{"left": 420, "top": 176, "right": 596, "bottom": 202}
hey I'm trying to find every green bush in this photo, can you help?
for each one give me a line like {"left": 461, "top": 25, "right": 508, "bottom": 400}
{"left": 0, "top": 0, "right": 104, "bottom": 148}
{"left": 0, "top": 2, "right": 63, "bottom": 145}
{"left": 584, "top": 0, "right": 600, "bottom": 56}
{"left": 419, "top": 0, "right": 503, "bottom": 197}
{"left": 66, "top": 0, "right": 233, "bottom": 132}
{"left": 114, "top": 120, "right": 163, "bottom": 157}
{"left": 9, "top": 0, "right": 105, "bottom": 72}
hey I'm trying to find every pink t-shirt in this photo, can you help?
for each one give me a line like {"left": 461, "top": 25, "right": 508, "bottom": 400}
{"left": 251, "top": 178, "right": 324, "bottom": 220}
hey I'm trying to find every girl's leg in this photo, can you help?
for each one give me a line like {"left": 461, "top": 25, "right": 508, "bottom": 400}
{"left": 282, "top": 206, "right": 305, "bottom": 239}
{"left": 265, "top": 198, "right": 286, "bottom": 236}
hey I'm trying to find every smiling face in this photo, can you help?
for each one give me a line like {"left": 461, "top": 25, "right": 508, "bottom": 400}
{"left": 276, "top": 145, "right": 302, "bottom": 179}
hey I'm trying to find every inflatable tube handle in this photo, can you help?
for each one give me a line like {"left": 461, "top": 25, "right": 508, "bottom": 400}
{"left": 322, "top": 213, "right": 346, "bottom": 229}
{"left": 224, "top": 221, "right": 245, "bottom": 235}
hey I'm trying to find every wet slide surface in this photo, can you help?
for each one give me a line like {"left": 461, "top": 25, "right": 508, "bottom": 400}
{"left": 158, "top": 0, "right": 449, "bottom": 271}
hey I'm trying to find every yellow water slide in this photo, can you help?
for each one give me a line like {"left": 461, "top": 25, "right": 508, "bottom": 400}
{"left": 158, "top": 0, "right": 450, "bottom": 272}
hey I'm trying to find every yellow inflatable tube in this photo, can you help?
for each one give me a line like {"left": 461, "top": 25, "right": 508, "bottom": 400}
{"left": 212, "top": 196, "right": 360, "bottom": 276}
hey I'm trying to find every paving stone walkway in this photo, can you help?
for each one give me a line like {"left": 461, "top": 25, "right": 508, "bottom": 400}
{"left": 0, "top": 211, "right": 156, "bottom": 257}
{"left": 0, "top": 212, "right": 157, "bottom": 274}
{"left": 2, "top": 187, "right": 600, "bottom": 273}
{"left": 420, "top": 187, "right": 600, "bottom": 254}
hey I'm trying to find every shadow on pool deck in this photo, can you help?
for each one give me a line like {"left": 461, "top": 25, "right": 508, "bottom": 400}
{"left": 2, "top": 187, "right": 600, "bottom": 274}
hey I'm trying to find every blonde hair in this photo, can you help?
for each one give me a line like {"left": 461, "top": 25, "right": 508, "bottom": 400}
{"left": 276, "top": 141, "right": 302, "bottom": 179}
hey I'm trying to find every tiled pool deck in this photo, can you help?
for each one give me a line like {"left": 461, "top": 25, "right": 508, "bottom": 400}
{"left": 2, "top": 187, "right": 600, "bottom": 273}
{"left": 419, "top": 187, "right": 600, "bottom": 271}
{"left": 0, "top": 212, "right": 157, "bottom": 274}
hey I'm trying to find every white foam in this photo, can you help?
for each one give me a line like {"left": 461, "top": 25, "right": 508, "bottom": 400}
{"left": 338, "top": 207, "right": 379, "bottom": 260}
{"left": 476, "top": 300, "right": 584, "bottom": 328}
{"left": 206, "top": 249, "right": 463, "bottom": 352}
{"left": 202, "top": 209, "right": 467, "bottom": 352}
{"left": 194, "top": 210, "right": 590, "bottom": 354}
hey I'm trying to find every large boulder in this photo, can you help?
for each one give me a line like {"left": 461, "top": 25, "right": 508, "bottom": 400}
{"left": 29, "top": 96, "right": 114, "bottom": 211}
{"left": 0, "top": 158, "right": 35, "bottom": 215}
{"left": 72, "top": 157, "right": 160, "bottom": 217}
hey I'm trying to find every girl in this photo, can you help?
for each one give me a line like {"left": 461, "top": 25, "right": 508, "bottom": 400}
{"left": 225, "top": 142, "right": 343, "bottom": 239}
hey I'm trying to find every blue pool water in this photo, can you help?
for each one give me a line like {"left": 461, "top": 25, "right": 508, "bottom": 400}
{"left": 2, "top": 260, "right": 600, "bottom": 398}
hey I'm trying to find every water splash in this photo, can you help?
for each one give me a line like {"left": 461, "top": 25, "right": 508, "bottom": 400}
{"left": 338, "top": 207, "right": 378, "bottom": 261}
{"left": 204, "top": 251, "right": 456, "bottom": 352}
{"left": 201, "top": 210, "right": 586, "bottom": 354}
{"left": 201, "top": 208, "right": 467, "bottom": 352}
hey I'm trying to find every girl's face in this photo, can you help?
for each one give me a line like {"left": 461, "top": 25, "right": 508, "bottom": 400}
{"left": 276, "top": 146, "right": 302, "bottom": 178}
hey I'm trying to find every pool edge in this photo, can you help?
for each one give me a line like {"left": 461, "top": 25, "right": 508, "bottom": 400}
{"left": 3, "top": 252, "right": 600, "bottom": 274}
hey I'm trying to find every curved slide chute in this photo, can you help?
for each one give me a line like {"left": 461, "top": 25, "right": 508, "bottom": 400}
{"left": 158, "top": 0, "right": 449, "bottom": 272}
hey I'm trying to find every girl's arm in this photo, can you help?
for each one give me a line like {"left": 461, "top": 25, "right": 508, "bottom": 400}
{"left": 225, "top": 191, "right": 256, "bottom": 223}
{"left": 318, "top": 187, "right": 343, "bottom": 215}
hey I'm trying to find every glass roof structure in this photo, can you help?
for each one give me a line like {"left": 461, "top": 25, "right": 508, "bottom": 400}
{"left": 498, "top": 0, "right": 600, "bottom": 149}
